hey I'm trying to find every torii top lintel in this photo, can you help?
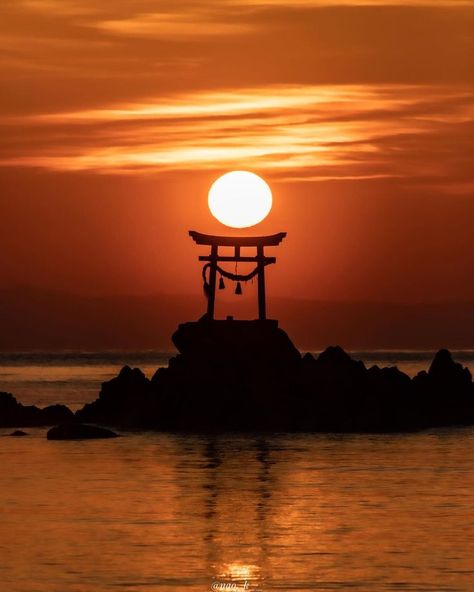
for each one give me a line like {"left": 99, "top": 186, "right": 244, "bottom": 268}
{"left": 189, "top": 230, "right": 286, "bottom": 247}
{"left": 188, "top": 230, "right": 287, "bottom": 321}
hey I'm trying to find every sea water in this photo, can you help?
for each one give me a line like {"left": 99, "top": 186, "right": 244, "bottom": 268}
{"left": 1, "top": 429, "right": 474, "bottom": 591}
{"left": 1, "top": 352, "right": 474, "bottom": 591}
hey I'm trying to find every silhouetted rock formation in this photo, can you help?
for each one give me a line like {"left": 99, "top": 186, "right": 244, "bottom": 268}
{"left": 0, "top": 392, "right": 74, "bottom": 427}
{"left": 78, "top": 320, "right": 300, "bottom": 429}
{"left": 75, "top": 319, "right": 474, "bottom": 432}
{"left": 2, "top": 319, "right": 472, "bottom": 433}
{"left": 77, "top": 365, "right": 154, "bottom": 427}
{"left": 47, "top": 423, "right": 119, "bottom": 440}
{"left": 9, "top": 430, "right": 28, "bottom": 437}
{"left": 412, "top": 349, "right": 474, "bottom": 427}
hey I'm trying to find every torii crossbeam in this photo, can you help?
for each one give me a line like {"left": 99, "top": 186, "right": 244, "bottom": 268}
{"left": 189, "top": 230, "right": 286, "bottom": 321}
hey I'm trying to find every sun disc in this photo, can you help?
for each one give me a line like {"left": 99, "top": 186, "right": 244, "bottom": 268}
{"left": 208, "top": 171, "right": 272, "bottom": 228}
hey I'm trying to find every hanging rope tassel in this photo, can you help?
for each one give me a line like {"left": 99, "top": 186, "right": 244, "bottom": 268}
{"left": 202, "top": 260, "right": 271, "bottom": 286}
{"left": 235, "top": 281, "right": 242, "bottom": 295}
{"left": 219, "top": 276, "right": 225, "bottom": 290}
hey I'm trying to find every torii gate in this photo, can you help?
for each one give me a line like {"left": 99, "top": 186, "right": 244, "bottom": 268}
{"left": 189, "top": 230, "right": 286, "bottom": 321}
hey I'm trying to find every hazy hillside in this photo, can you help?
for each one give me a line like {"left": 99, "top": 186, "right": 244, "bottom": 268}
{"left": 0, "top": 287, "right": 473, "bottom": 351}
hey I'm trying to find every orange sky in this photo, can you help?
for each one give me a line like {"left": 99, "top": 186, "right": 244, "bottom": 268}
{"left": 1, "top": 0, "right": 474, "bottom": 311}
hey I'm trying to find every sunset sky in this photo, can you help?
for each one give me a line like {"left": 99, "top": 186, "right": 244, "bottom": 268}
{"left": 1, "top": 0, "right": 473, "bottom": 314}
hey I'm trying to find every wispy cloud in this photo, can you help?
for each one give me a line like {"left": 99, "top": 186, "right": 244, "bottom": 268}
{"left": 238, "top": 0, "right": 474, "bottom": 5}
{"left": 95, "top": 13, "right": 253, "bottom": 39}
{"left": 1, "top": 84, "right": 472, "bottom": 190}
{"left": 19, "top": 0, "right": 474, "bottom": 13}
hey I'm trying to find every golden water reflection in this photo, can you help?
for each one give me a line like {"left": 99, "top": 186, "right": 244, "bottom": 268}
{"left": 1, "top": 430, "right": 474, "bottom": 591}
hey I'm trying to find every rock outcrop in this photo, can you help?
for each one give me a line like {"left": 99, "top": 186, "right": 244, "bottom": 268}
{"left": 0, "top": 392, "right": 75, "bottom": 427}
{"left": 2, "top": 319, "right": 472, "bottom": 433}
{"left": 75, "top": 319, "right": 474, "bottom": 432}
{"left": 77, "top": 365, "right": 154, "bottom": 427}
{"left": 412, "top": 348, "right": 474, "bottom": 427}
{"left": 47, "top": 423, "right": 119, "bottom": 440}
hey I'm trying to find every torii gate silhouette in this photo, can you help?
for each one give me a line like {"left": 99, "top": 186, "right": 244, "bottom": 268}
{"left": 189, "top": 230, "right": 286, "bottom": 321}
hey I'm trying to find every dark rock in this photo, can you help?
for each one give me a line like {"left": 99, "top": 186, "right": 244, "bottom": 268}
{"left": 150, "top": 319, "right": 303, "bottom": 431}
{"left": 77, "top": 319, "right": 303, "bottom": 430}
{"left": 9, "top": 430, "right": 28, "bottom": 436}
{"left": 429, "top": 348, "right": 472, "bottom": 385}
{"left": 47, "top": 423, "right": 119, "bottom": 440}
{"left": 172, "top": 318, "right": 301, "bottom": 369}
{"left": 0, "top": 391, "right": 74, "bottom": 427}
{"left": 412, "top": 349, "right": 474, "bottom": 427}
{"left": 76, "top": 365, "right": 153, "bottom": 426}
{"left": 73, "top": 320, "right": 474, "bottom": 432}
{"left": 0, "top": 392, "right": 40, "bottom": 426}
{"left": 317, "top": 345, "right": 358, "bottom": 367}
{"left": 362, "top": 365, "right": 415, "bottom": 431}
{"left": 42, "top": 404, "right": 75, "bottom": 425}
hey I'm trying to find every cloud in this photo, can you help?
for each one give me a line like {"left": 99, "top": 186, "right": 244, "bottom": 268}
{"left": 95, "top": 13, "right": 254, "bottom": 39}
{"left": 1, "top": 84, "right": 472, "bottom": 194}
{"left": 1, "top": 0, "right": 472, "bottom": 119}
{"left": 239, "top": 0, "right": 474, "bottom": 5}
{"left": 1, "top": 0, "right": 472, "bottom": 195}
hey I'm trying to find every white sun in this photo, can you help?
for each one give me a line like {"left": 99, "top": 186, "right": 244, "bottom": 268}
{"left": 208, "top": 171, "right": 272, "bottom": 228}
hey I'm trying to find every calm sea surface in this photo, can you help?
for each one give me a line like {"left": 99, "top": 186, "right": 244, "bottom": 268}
{"left": 1, "top": 429, "right": 474, "bottom": 592}
{"left": 1, "top": 352, "right": 474, "bottom": 592}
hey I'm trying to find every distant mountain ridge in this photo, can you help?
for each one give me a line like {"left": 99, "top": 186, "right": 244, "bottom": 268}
{"left": 0, "top": 286, "right": 473, "bottom": 351}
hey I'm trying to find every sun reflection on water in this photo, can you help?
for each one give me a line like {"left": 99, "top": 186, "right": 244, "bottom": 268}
{"left": 217, "top": 561, "right": 260, "bottom": 586}
{"left": 2, "top": 431, "right": 474, "bottom": 591}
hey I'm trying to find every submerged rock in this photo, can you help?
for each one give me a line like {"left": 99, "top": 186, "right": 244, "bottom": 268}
{"left": 47, "top": 423, "right": 119, "bottom": 440}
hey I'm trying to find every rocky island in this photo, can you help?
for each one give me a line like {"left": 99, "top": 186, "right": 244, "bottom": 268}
{"left": 3, "top": 318, "right": 471, "bottom": 434}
